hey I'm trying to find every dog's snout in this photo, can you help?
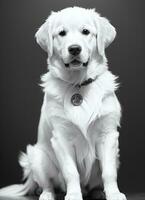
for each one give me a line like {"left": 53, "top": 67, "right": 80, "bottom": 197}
{"left": 68, "top": 45, "right": 82, "bottom": 56}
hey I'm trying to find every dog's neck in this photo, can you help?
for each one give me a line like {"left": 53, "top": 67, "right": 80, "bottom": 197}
{"left": 48, "top": 57, "right": 108, "bottom": 86}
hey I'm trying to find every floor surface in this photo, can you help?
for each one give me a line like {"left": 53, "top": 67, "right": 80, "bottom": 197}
{"left": 0, "top": 194, "right": 144, "bottom": 200}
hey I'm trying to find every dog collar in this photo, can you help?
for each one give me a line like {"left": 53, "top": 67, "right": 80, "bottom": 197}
{"left": 77, "top": 77, "right": 95, "bottom": 88}
{"left": 71, "top": 76, "right": 97, "bottom": 106}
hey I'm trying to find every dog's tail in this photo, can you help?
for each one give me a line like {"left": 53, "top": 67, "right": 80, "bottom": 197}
{"left": 0, "top": 175, "right": 35, "bottom": 197}
{"left": 0, "top": 145, "right": 37, "bottom": 197}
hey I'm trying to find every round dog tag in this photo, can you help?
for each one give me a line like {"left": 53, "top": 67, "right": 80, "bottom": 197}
{"left": 71, "top": 93, "right": 83, "bottom": 106}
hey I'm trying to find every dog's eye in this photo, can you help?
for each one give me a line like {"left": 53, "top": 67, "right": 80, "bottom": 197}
{"left": 82, "top": 29, "right": 90, "bottom": 35}
{"left": 59, "top": 30, "right": 67, "bottom": 36}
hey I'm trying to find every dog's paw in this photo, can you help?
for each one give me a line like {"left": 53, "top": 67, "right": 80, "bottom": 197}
{"left": 65, "top": 192, "right": 83, "bottom": 200}
{"left": 39, "top": 191, "right": 55, "bottom": 200}
{"left": 106, "top": 192, "right": 127, "bottom": 200}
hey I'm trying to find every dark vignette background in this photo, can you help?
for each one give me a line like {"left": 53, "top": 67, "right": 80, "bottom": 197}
{"left": 0, "top": 0, "right": 145, "bottom": 194}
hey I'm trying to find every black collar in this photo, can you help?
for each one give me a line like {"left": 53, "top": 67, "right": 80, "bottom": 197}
{"left": 76, "top": 77, "right": 97, "bottom": 88}
{"left": 80, "top": 78, "right": 94, "bottom": 86}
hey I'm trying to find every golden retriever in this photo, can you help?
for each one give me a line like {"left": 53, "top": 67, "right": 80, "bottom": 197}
{"left": 0, "top": 7, "right": 127, "bottom": 200}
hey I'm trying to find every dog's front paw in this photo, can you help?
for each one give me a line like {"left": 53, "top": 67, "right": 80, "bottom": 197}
{"left": 106, "top": 192, "right": 127, "bottom": 200}
{"left": 39, "top": 191, "right": 55, "bottom": 200}
{"left": 65, "top": 192, "right": 83, "bottom": 200}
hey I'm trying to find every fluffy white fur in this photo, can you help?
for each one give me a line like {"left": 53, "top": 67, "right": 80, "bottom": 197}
{"left": 0, "top": 7, "right": 127, "bottom": 200}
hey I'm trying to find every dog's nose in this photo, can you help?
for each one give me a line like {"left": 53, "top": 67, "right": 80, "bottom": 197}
{"left": 68, "top": 45, "right": 82, "bottom": 56}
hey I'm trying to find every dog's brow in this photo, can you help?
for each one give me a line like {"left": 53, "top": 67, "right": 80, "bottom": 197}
{"left": 54, "top": 26, "right": 68, "bottom": 35}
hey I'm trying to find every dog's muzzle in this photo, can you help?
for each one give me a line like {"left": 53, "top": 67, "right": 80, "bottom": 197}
{"left": 64, "top": 44, "right": 89, "bottom": 69}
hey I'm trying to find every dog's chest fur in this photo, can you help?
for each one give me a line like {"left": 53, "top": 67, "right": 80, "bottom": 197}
{"left": 63, "top": 82, "right": 102, "bottom": 134}
{"left": 43, "top": 70, "right": 118, "bottom": 134}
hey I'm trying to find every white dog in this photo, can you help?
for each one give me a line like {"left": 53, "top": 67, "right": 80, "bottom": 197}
{"left": 0, "top": 7, "right": 127, "bottom": 200}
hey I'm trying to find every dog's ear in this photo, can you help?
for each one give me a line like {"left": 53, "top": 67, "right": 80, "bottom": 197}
{"left": 35, "top": 17, "right": 53, "bottom": 57}
{"left": 96, "top": 15, "right": 116, "bottom": 59}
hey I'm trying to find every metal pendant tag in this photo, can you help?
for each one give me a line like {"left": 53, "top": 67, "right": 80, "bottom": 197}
{"left": 71, "top": 93, "right": 83, "bottom": 106}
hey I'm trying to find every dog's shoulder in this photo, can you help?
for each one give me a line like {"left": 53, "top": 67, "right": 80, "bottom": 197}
{"left": 41, "top": 71, "right": 68, "bottom": 103}
{"left": 97, "top": 70, "right": 121, "bottom": 118}
{"left": 95, "top": 71, "right": 121, "bottom": 129}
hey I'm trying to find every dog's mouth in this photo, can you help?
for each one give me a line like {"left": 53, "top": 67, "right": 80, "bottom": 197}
{"left": 64, "top": 59, "right": 89, "bottom": 68}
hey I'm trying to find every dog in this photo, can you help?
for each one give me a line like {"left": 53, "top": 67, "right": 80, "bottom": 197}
{"left": 0, "top": 7, "right": 127, "bottom": 200}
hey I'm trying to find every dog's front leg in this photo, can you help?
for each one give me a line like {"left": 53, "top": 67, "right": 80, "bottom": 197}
{"left": 51, "top": 135, "right": 83, "bottom": 200}
{"left": 97, "top": 129, "right": 127, "bottom": 200}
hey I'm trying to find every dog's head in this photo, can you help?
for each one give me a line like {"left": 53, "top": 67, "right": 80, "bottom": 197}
{"left": 35, "top": 7, "right": 116, "bottom": 71}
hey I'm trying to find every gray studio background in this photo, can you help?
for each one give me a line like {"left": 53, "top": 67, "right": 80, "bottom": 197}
{"left": 0, "top": 0, "right": 145, "bottom": 194}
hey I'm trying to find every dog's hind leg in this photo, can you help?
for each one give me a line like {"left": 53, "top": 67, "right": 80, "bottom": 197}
{"left": 24, "top": 144, "right": 59, "bottom": 200}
